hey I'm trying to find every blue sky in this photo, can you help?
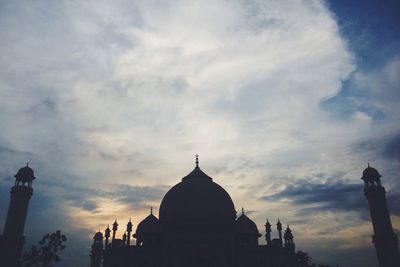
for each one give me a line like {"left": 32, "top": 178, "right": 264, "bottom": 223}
{"left": 0, "top": 1, "right": 399, "bottom": 266}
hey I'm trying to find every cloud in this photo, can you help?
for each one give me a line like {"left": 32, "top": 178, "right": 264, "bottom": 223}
{"left": 260, "top": 177, "right": 400, "bottom": 219}
{"left": 353, "top": 132, "right": 400, "bottom": 161}
{"left": 261, "top": 179, "right": 364, "bottom": 210}
{"left": 110, "top": 184, "right": 167, "bottom": 208}
{"left": 382, "top": 132, "right": 400, "bottom": 160}
{"left": 0, "top": 1, "right": 399, "bottom": 266}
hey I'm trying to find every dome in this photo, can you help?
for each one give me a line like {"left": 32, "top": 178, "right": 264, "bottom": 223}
{"left": 94, "top": 231, "right": 103, "bottom": 240}
{"left": 235, "top": 213, "right": 261, "bottom": 236}
{"left": 134, "top": 213, "right": 160, "bottom": 237}
{"left": 15, "top": 164, "right": 35, "bottom": 181}
{"left": 362, "top": 165, "right": 381, "bottom": 181}
{"left": 159, "top": 166, "right": 236, "bottom": 225}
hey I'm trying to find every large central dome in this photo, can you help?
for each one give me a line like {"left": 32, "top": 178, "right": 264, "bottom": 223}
{"left": 159, "top": 165, "right": 237, "bottom": 225}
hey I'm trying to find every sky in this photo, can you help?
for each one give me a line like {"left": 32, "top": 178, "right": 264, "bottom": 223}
{"left": 0, "top": 0, "right": 399, "bottom": 266}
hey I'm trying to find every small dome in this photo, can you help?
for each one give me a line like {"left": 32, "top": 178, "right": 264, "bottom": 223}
{"left": 362, "top": 165, "right": 381, "bottom": 181}
{"left": 134, "top": 214, "right": 160, "bottom": 237}
{"left": 15, "top": 164, "right": 35, "bottom": 181}
{"left": 236, "top": 213, "right": 260, "bottom": 236}
{"left": 94, "top": 231, "right": 103, "bottom": 240}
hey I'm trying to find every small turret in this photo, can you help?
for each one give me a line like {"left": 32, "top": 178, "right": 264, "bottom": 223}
{"left": 104, "top": 225, "right": 111, "bottom": 248}
{"left": 122, "top": 232, "right": 127, "bottom": 245}
{"left": 284, "top": 225, "right": 295, "bottom": 253}
{"left": 277, "top": 219, "right": 283, "bottom": 247}
{"left": 112, "top": 220, "right": 118, "bottom": 243}
{"left": 265, "top": 219, "right": 271, "bottom": 245}
{"left": 126, "top": 219, "right": 133, "bottom": 246}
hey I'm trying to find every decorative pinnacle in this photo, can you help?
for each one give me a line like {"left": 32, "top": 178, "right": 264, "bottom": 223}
{"left": 241, "top": 207, "right": 244, "bottom": 215}
{"left": 26, "top": 162, "right": 29, "bottom": 167}
{"left": 195, "top": 154, "right": 199, "bottom": 167}
{"left": 368, "top": 162, "right": 370, "bottom": 167}
{"left": 150, "top": 207, "right": 153, "bottom": 215}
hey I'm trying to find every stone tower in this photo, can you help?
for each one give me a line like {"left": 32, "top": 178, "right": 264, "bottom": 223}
{"left": 0, "top": 164, "right": 36, "bottom": 267}
{"left": 362, "top": 164, "right": 400, "bottom": 267}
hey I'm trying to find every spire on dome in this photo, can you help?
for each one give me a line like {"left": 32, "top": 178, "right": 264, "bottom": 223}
{"left": 195, "top": 154, "right": 199, "bottom": 167}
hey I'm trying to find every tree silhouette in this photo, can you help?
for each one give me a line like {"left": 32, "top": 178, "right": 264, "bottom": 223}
{"left": 21, "top": 230, "right": 67, "bottom": 267}
{"left": 296, "top": 250, "right": 312, "bottom": 267}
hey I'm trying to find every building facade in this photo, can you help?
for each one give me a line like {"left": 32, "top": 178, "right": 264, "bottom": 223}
{"left": 90, "top": 159, "right": 297, "bottom": 267}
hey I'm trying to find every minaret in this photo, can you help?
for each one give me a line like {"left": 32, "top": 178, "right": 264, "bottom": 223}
{"left": 90, "top": 231, "right": 104, "bottom": 267}
{"left": 277, "top": 219, "right": 283, "bottom": 247}
{"left": 362, "top": 164, "right": 400, "bottom": 267}
{"left": 265, "top": 219, "right": 271, "bottom": 246}
{"left": 0, "top": 164, "right": 36, "bottom": 266}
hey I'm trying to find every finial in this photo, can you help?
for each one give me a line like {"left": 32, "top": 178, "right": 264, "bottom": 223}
{"left": 195, "top": 154, "right": 199, "bottom": 167}
{"left": 129, "top": 218, "right": 131, "bottom": 222}
{"left": 241, "top": 207, "right": 244, "bottom": 215}
{"left": 267, "top": 218, "right": 269, "bottom": 223}
{"left": 26, "top": 162, "right": 29, "bottom": 167}
{"left": 150, "top": 207, "right": 153, "bottom": 215}
{"left": 368, "top": 162, "right": 370, "bottom": 167}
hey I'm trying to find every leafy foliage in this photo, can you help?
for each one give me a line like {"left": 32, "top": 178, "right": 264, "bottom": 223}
{"left": 296, "top": 250, "right": 340, "bottom": 267}
{"left": 296, "top": 250, "right": 312, "bottom": 267}
{"left": 21, "top": 230, "right": 67, "bottom": 267}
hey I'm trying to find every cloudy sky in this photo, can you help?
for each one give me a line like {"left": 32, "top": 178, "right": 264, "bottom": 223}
{"left": 0, "top": 0, "right": 399, "bottom": 266}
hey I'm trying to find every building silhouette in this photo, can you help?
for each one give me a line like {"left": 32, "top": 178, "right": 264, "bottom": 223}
{"left": 0, "top": 164, "right": 36, "bottom": 267}
{"left": 90, "top": 158, "right": 297, "bottom": 267}
{"left": 362, "top": 164, "right": 400, "bottom": 267}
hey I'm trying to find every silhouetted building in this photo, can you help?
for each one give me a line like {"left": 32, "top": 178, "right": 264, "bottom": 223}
{"left": 0, "top": 164, "right": 36, "bottom": 267}
{"left": 362, "top": 164, "right": 400, "bottom": 267}
{"left": 91, "top": 158, "right": 297, "bottom": 267}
